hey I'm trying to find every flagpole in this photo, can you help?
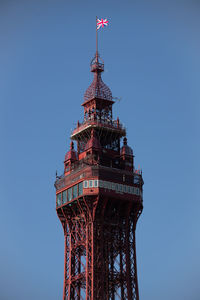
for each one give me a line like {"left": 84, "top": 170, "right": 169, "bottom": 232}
{"left": 96, "top": 16, "right": 98, "bottom": 62}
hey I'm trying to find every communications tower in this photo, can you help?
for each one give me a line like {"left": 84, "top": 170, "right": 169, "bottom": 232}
{"left": 55, "top": 50, "right": 143, "bottom": 300}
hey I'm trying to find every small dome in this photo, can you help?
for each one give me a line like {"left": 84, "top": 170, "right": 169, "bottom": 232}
{"left": 120, "top": 137, "right": 133, "bottom": 156}
{"left": 84, "top": 73, "right": 112, "bottom": 102}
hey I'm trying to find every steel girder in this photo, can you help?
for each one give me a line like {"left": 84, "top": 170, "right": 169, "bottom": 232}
{"left": 60, "top": 196, "right": 142, "bottom": 300}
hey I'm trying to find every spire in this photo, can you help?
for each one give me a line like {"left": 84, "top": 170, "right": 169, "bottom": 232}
{"left": 84, "top": 53, "right": 112, "bottom": 103}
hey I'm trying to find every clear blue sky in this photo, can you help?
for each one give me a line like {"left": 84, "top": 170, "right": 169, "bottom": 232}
{"left": 0, "top": 1, "right": 199, "bottom": 299}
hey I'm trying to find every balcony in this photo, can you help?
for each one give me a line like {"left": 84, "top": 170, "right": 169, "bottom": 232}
{"left": 71, "top": 118, "right": 126, "bottom": 139}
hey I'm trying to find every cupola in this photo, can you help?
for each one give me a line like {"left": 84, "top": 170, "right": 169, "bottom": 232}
{"left": 84, "top": 53, "right": 113, "bottom": 103}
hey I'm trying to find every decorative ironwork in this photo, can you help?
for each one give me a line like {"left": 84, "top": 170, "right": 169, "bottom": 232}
{"left": 84, "top": 72, "right": 113, "bottom": 102}
{"left": 55, "top": 52, "right": 143, "bottom": 299}
{"left": 84, "top": 54, "right": 112, "bottom": 102}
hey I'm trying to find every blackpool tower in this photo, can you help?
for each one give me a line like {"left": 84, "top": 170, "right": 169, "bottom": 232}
{"left": 55, "top": 49, "right": 144, "bottom": 299}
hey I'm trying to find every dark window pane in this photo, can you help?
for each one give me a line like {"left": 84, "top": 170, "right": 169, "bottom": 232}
{"left": 62, "top": 190, "right": 67, "bottom": 204}
{"left": 89, "top": 180, "right": 93, "bottom": 188}
{"left": 94, "top": 180, "right": 98, "bottom": 187}
{"left": 57, "top": 193, "right": 62, "bottom": 207}
{"left": 78, "top": 182, "right": 83, "bottom": 195}
{"left": 73, "top": 185, "right": 78, "bottom": 199}
{"left": 68, "top": 188, "right": 72, "bottom": 202}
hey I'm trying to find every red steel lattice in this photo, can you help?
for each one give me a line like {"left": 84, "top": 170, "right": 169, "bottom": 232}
{"left": 55, "top": 52, "right": 143, "bottom": 300}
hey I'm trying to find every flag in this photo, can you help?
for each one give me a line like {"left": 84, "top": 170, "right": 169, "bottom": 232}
{"left": 97, "top": 18, "right": 108, "bottom": 30}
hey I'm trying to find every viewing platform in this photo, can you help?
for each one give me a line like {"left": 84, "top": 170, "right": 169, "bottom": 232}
{"left": 71, "top": 118, "right": 126, "bottom": 140}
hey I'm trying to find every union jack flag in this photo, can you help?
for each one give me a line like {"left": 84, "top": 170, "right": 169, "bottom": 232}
{"left": 97, "top": 18, "right": 108, "bottom": 30}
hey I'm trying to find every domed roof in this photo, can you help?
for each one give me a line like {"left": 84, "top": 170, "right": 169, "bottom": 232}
{"left": 120, "top": 137, "right": 133, "bottom": 156}
{"left": 84, "top": 73, "right": 112, "bottom": 102}
{"left": 64, "top": 141, "right": 77, "bottom": 162}
{"left": 84, "top": 53, "right": 112, "bottom": 102}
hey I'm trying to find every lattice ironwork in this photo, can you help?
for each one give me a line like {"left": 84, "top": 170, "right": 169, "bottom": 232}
{"left": 57, "top": 196, "right": 142, "bottom": 300}
{"left": 84, "top": 54, "right": 112, "bottom": 103}
{"left": 55, "top": 52, "right": 143, "bottom": 300}
{"left": 84, "top": 72, "right": 113, "bottom": 102}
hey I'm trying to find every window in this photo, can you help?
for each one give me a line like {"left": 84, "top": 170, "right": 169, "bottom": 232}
{"left": 123, "top": 185, "right": 127, "bottom": 193}
{"left": 103, "top": 181, "right": 108, "bottom": 188}
{"left": 127, "top": 186, "right": 131, "bottom": 194}
{"left": 107, "top": 182, "right": 111, "bottom": 190}
{"left": 111, "top": 183, "right": 115, "bottom": 190}
{"left": 89, "top": 180, "right": 93, "bottom": 188}
{"left": 134, "top": 175, "right": 140, "bottom": 184}
{"left": 94, "top": 180, "right": 98, "bottom": 187}
{"left": 99, "top": 180, "right": 104, "bottom": 188}
{"left": 62, "top": 190, "right": 67, "bottom": 204}
{"left": 78, "top": 182, "right": 83, "bottom": 196}
{"left": 84, "top": 181, "right": 88, "bottom": 188}
{"left": 57, "top": 193, "right": 62, "bottom": 206}
{"left": 73, "top": 185, "right": 78, "bottom": 199}
{"left": 68, "top": 188, "right": 72, "bottom": 201}
{"left": 119, "top": 184, "right": 123, "bottom": 192}
{"left": 130, "top": 187, "right": 134, "bottom": 194}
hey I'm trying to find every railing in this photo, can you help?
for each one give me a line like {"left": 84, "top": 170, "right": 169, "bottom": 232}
{"left": 71, "top": 119, "right": 126, "bottom": 137}
{"left": 55, "top": 164, "right": 99, "bottom": 191}
{"left": 91, "top": 62, "right": 104, "bottom": 72}
{"left": 55, "top": 163, "right": 143, "bottom": 191}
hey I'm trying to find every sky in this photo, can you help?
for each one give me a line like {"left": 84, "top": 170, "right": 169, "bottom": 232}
{"left": 0, "top": 0, "right": 200, "bottom": 299}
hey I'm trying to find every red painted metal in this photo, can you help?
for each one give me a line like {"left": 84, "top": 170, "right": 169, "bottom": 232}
{"left": 55, "top": 53, "right": 143, "bottom": 300}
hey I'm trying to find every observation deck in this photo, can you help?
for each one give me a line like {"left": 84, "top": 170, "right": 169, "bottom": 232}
{"left": 71, "top": 118, "right": 126, "bottom": 140}
{"left": 55, "top": 164, "right": 143, "bottom": 208}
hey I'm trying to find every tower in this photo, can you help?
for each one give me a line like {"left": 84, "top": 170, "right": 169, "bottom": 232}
{"left": 55, "top": 51, "right": 143, "bottom": 300}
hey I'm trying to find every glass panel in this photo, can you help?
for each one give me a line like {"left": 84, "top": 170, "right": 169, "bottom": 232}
{"left": 68, "top": 188, "right": 72, "bottom": 202}
{"left": 89, "top": 180, "right": 93, "bottom": 188}
{"left": 99, "top": 180, "right": 104, "bottom": 188}
{"left": 111, "top": 182, "right": 115, "bottom": 190}
{"left": 73, "top": 185, "right": 78, "bottom": 199}
{"left": 57, "top": 193, "right": 62, "bottom": 206}
{"left": 78, "top": 182, "right": 83, "bottom": 195}
{"left": 94, "top": 180, "right": 98, "bottom": 187}
{"left": 103, "top": 181, "right": 108, "bottom": 188}
{"left": 84, "top": 181, "right": 88, "bottom": 188}
{"left": 107, "top": 182, "right": 111, "bottom": 189}
{"left": 62, "top": 190, "right": 67, "bottom": 204}
{"left": 134, "top": 175, "right": 140, "bottom": 184}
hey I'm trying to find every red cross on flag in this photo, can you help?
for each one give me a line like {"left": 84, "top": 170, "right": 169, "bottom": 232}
{"left": 97, "top": 18, "right": 108, "bottom": 30}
